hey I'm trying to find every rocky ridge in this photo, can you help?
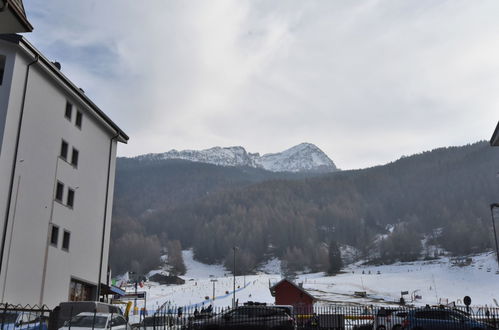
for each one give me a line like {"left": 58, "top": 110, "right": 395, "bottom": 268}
{"left": 134, "top": 143, "right": 337, "bottom": 173}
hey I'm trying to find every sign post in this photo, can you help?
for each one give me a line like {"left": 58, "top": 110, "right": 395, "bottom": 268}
{"left": 464, "top": 295, "right": 471, "bottom": 313}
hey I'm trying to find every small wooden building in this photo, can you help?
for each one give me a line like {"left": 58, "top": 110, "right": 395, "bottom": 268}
{"left": 269, "top": 279, "right": 315, "bottom": 313}
{"left": 149, "top": 273, "right": 185, "bottom": 285}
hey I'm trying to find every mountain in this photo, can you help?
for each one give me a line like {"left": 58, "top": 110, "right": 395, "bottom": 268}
{"left": 257, "top": 143, "right": 337, "bottom": 173}
{"left": 112, "top": 158, "right": 318, "bottom": 219}
{"left": 110, "top": 141, "right": 499, "bottom": 276}
{"left": 110, "top": 156, "right": 325, "bottom": 275}
{"left": 133, "top": 143, "right": 337, "bottom": 173}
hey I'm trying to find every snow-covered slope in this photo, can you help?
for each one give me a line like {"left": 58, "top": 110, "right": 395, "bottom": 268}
{"left": 130, "top": 252, "right": 499, "bottom": 315}
{"left": 135, "top": 143, "right": 337, "bottom": 173}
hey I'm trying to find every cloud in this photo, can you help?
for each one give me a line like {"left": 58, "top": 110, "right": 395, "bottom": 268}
{"left": 26, "top": 0, "right": 499, "bottom": 169}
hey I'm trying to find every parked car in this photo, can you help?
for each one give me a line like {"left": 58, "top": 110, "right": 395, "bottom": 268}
{"left": 273, "top": 306, "right": 294, "bottom": 318}
{"left": 50, "top": 302, "right": 124, "bottom": 330}
{"left": 59, "top": 312, "right": 131, "bottom": 330}
{"left": 133, "top": 315, "right": 173, "bottom": 330}
{"left": 185, "top": 306, "right": 296, "bottom": 330}
{"left": 373, "top": 308, "right": 407, "bottom": 330}
{"left": 402, "top": 308, "right": 492, "bottom": 329}
{"left": 0, "top": 310, "right": 48, "bottom": 330}
{"left": 354, "top": 324, "right": 374, "bottom": 330}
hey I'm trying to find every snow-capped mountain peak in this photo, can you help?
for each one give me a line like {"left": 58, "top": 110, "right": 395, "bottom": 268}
{"left": 258, "top": 143, "right": 337, "bottom": 173}
{"left": 135, "top": 143, "right": 337, "bottom": 173}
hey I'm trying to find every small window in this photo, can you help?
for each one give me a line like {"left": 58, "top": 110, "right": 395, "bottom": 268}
{"left": 50, "top": 225, "right": 59, "bottom": 246}
{"left": 55, "top": 182, "right": 64, "bottom": 202}
{"left": 62, "top": 231, "right": 70, "bottom": 251}
{"left": 67, "top": 188, "right": 75, "bottom": 208}
{"left": 0, "top": 55, "right": 6, "bottom": 86}
{"left": 112, "top": 316, "right": 127, "bottom": 327}
{"left": 75, "top": 111, "right": 82, "bottom": 128}
{"left": 71, "top": 148, "right": 79, "bottom": 167}
{"left": 60, "top": 140, "right": 68, "bottom": 160}
{"left": 69, "top": 278, "right": 94, "bottom": 301}
{"left": 65, "top": 102, "right": 73, "bottom": 120}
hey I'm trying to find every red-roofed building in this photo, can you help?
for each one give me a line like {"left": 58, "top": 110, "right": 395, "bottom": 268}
{"left": 269, "top": 278, "right": 316, "bottom": 314}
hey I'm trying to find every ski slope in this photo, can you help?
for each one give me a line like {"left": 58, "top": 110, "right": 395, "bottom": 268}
{"left": 124, "top": 251, "right": 499, "bottom": 318}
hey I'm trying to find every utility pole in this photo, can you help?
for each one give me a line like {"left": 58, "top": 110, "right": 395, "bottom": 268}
{"left": 232, "top": 246, "right": 237, "bottom": 308}
{"left": 210, "top": 279, "right": 217, "bottom": 301}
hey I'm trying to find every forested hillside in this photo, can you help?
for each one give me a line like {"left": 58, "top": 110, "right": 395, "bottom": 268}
{"left": 110, "top": 142, "right": 499, "bottom": 275}
{"left": 113, "top": 158, "right": 315, "bottom": 218}
{"left": 110, "top": 158, "right": 316, "bottom": 274}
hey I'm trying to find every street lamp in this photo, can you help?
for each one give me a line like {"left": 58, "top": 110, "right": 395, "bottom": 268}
{"left": 489, "top": 203, "right": 499, "bottom": 269}
{"left": 232, "top": 246, "right": 237, "bottom": 308}
{"left": 210, "top": 279, "right": 218, "bottom": 301}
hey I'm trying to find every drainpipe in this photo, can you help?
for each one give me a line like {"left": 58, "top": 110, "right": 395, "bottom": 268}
{"left": 96, "top": 131, "right": 120, "bottom": 300}
{"left": 0, "top": 54, "right": 39, "bottom": 287}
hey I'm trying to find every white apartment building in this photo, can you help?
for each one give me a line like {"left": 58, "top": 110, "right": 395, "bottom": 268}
{"left": 0, "top": 34, "right": 128, "bottom": 307}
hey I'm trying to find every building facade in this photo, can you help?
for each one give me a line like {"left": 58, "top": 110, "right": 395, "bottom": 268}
{"left": 269, "top": 279, "right": 315, "bottom": 313}
{"left": 0, "top": 0, "right": 33, "bottom": 34}
{"left": 0, "top": 34, "right": 128, "bottom": 307}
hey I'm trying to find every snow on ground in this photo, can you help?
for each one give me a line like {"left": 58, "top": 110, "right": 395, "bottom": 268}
{"left": 124, "top": 251, "right": 499, "bottom": 319}
{"left": 182, "top": 250, "right": 227, "bottom": 279}
{"left": 257, "top": 258, "right": 281, "bottom": 274}
{"left": 300, "top": 252, "right": 499, "bottom": 307}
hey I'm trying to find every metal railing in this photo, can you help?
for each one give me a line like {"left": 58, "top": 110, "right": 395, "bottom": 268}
{"left": 145, "top": 303, "right": 499, "bottom": 330}
{"left": 0, "top": 303, "right": 50, "bottom": 330}
{"left": 2, "top": 302, "right": 499, "bottom": 330}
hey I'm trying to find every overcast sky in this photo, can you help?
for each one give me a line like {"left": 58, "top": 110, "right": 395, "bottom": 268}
{"left": 25, "top": 1, "right": 499, "bottom": 169}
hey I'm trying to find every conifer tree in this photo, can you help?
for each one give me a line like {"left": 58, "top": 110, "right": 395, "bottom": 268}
{"left": 328, "top": 240, "right": 343, "bottom": 274}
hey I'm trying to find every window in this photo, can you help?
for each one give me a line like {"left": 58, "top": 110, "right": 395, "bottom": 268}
{"left": 65, "top": 101, "right": 72, "bottom": 120}
{"left": 20, "top": 313, "right": 41, "bottom": 325}
{"left": 50, "top": 225, "right": 59, "bottom": 246}
{"left": 62, "top": 230, "right": 70, "bottom": 251}
{"left": 55, "top": 182, "right": 64, "bottom": 202}
{"left": 66, "top": 315, "right": 106, "bottom": 328}
{"left": 111, "top": 316, "right": 127, "bottom": 327}
{"left": 67, "top": 188, "right": 75, "bottom": 208}
{"left": 75, "top": 111, "right": 82, "bottom": 128}
{"left": 71, "top": 148, "right": 79, "bottom": 167}
{"left": 0, "top": 55, "right": 5, "bottom": 86}
{"left": 60, "top": 140, "right": 68, "bottom": 160}
{"left": 448, "top": 312, "right": 465, "bottom": 321}
{"left": 415, "top": 311, "right": 446, "bottom": 320}
{"left": 69, "top": 278, "right": 95, "bottom": 301}
{"left": 230, "top": 308, "right": 250, "bottom": 318}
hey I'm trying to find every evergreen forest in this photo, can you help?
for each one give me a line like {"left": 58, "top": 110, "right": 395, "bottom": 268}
{"left": 110, "top": 142, "right": 499, "bottom": 275}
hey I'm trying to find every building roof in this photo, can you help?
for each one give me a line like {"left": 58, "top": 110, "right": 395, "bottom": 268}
{"left": 0, "top": 0, "right": 33, "bottom": 33}
{"left": 491, "top": 121, "right": 499, "bottom": 146}
{"left": 0, "top": 34, "right": 128, "bottom": 143}
{"left": 99, "top": 283, "right": 126, "bottom": 296}
{"left": 269, "top": 278, "right": 316, "bottom": 301}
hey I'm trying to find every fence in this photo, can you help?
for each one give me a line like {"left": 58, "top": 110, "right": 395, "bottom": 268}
{"left": 0, "top": 303, "right": 50, "bottom": 330}
{"left": 146, "top": 303, "right": 499, "bottom": 329}
{"left": 0, "top": 302, "right": 125, "bottom": 330}
{"left": 2, "top": 302, "right": 499, "bottom": 330}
